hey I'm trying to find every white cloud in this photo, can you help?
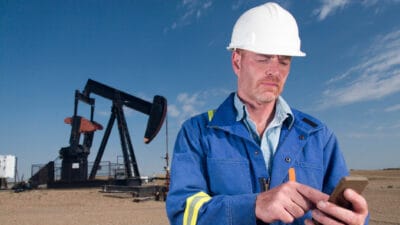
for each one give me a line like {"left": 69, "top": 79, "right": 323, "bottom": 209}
{"left": 314, "top": 0, "right": 350, "bottom": 21}
{"left": 362, "top": 0, "right": 400, "bottom": 7}
{"left": 165, "top": 0, "right": 213, "bottom": 33}
{"left": 314, "top": 0, "right": 400, "bottom": 21}
{"left": 231, "top": 0, "right": 245, "bottom": 10}
{"left": 361, "top": 0, "right": 379, "bottom": 6}
{"left": 168, "top": 105, "right": 181, "bottom": 117}
{"left": 318, "top": 29, "right": 400, "bottom": 109}
{"left": 169, "top": 89, "right": 230, "bottom": 125}
{"left": 169, "top": 92, "right": 204, "bottom": 125}
{"left": 345, "top": 120, "right": 400, "bottom": 139}
{"left": 385, "top": 104, "right": 400, "bottom": 112}
{"left": 345, "top": 131, "right": 400, "bottom": 139}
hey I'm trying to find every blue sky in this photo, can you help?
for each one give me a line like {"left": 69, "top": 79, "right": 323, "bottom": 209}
{"left": 1, "top": 0, "right": 399, "bottom": 179}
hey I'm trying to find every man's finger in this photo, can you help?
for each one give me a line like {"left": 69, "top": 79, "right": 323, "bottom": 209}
{"left": 318, "top": 199, "right": 365, "bottom": 225}
{"left": 296, "top": 184, "right": 329, "bottom": 205}
{"left": 344, "top": 188, "right": 368, "bottom": 214}
{"left": 304, "top": 219, "right": 315, "bottom": 225}
{"left": 312, "top": 208, "right": 344, "bottom": 225}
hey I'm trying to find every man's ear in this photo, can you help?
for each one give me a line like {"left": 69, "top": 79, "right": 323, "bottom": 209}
{"left": 232, "top": 51, "right": 241, "bottom": 74}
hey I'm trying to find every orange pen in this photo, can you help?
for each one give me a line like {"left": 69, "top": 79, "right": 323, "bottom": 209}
{"left": 289, "top": 167, "right": 296, "bottom": 182}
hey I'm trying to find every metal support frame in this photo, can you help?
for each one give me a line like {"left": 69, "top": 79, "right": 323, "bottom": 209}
{"left": 88, "top": 98, "right": 141, "bottom": 181}
{"left": 56, "top": 79, "right": 167, "bottom": 186}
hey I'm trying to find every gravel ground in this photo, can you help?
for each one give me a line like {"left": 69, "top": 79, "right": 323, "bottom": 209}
{"left": 0, "top": 188, "right": 169, "bottom": 225}
{"left": 0, "top": 170, "right": 399, "bottom": 225}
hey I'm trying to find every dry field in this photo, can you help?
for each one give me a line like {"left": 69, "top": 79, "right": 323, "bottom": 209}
{"left": 351, "top": 169, "right": 400, "bottom": 225}
{"left": 0, "top": 169, "right": 399, "bottom": 225}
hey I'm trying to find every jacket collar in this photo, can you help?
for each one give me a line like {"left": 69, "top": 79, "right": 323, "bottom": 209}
{"left": 207, "top": 93, "right": 251, "bottom": 141}
{"left": 208, "top": 93, "right": 242, "bottom": 128}
{"left": 209, "top": 93, "right": 294, "bottom": 128}
{"left": 233, "top": 93, "right": 294, "bottom": 129}
{"left": 209, "top": 93, "right": 320, "bottom": 136}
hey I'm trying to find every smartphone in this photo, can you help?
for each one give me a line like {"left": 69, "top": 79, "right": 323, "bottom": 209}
{"left": 313, "top": 176, "right": 368, "bottom": 225}
{"left": 328, "top": 176, "right": 368, "bottom": 209}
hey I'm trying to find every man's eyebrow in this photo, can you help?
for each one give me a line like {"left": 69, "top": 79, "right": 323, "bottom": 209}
{"left": 279, "top": 56, "right": 292, "bottom": 61}
{"left": 254, "top": 54, "right": 292, "bottom": 60}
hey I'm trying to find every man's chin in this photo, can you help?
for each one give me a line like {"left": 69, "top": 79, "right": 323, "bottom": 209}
{"left": 256, "top": 95, "right": 278, "bottom": 104}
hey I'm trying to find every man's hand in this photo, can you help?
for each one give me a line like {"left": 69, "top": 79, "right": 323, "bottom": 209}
{"left": 255, "top": 182, "right": 328, "bottom": 223}
{"left": 303, "top": 188, "right": 369, "bottom": 225}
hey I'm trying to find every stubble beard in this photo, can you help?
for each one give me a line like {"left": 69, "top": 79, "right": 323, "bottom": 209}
{"left": 254, "top": 92, "right": 278, "bottom": 105}
{"left": 253, "top": 84, "right": 280, "bottom": 105}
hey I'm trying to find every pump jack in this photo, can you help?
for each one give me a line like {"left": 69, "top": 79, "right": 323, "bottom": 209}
{"left": 31, "top": 79, "right": 167, "bottom": 189}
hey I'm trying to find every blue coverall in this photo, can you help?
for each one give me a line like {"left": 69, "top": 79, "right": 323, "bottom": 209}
{"left": 166, "top": 93, "right": 352, "bottom": 225}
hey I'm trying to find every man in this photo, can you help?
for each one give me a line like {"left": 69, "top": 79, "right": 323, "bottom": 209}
{"left": 166, "top": 2, "right": 369, "bottom": 225}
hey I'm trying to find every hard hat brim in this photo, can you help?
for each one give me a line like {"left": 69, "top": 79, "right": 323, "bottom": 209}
{"left": 226, "top": 45, "right": 306, "bottom": 57}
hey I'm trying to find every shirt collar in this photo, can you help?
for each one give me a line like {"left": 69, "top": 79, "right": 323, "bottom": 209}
{"left": 234, "top": 93, "right": 294, "bottom": 128}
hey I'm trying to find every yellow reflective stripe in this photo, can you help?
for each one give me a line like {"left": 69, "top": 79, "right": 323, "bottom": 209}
{"left": 183, "top": 192, "right": 212, "bottom": 225}
{"left": 207, "top": 110, "right": 215, "bottom": 122}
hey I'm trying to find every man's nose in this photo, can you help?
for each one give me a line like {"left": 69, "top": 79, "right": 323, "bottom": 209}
{"left": 265, "top": 56, "right": 280, "bottom": 77}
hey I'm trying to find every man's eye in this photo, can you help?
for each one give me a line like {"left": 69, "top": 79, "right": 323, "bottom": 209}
{"left": 256, "top": 57, "right": 270, "bottom": 62}
{"left": 279, "top": 56, "right": 291, "bottom": 65}
{"left": 279, "top": 60, "right": 290, "bottom": 66}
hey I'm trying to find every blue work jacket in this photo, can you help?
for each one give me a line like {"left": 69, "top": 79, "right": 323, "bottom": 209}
{"left": 167, "top": 93, "right": 351, "bottom": 225}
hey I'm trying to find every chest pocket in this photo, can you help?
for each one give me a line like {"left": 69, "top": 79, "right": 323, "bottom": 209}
{"left": 207, "top": 158, "right": 252, "bottom": 195}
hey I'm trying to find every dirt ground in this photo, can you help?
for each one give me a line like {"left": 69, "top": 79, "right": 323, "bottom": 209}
{"left": 350, "top": 170, "right": 400, "bottom": 225}
{"left": 0, "top": 169, "right": 399, "bottom": 225}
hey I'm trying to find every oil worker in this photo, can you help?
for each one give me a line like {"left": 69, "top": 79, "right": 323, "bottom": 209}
{"left": 166, "top": 2, "right": 369, "bottom": 225}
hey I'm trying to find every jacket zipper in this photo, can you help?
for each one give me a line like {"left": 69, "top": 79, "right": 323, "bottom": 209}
{"left": 259, "top": 177, "right": 271, "bottom": 192}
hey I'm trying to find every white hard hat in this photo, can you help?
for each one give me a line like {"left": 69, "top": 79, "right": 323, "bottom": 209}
{"left": 227, "top": 2, "right": 306, "bottom": 57}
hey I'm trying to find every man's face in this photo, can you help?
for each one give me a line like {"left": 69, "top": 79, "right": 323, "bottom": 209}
{"left": 232, "top": 49, "right": 292, "bottom": 105}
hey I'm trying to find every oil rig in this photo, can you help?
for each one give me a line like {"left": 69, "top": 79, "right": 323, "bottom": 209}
{"left": 28, "top": 79, "right": 168, "bottom": 199}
